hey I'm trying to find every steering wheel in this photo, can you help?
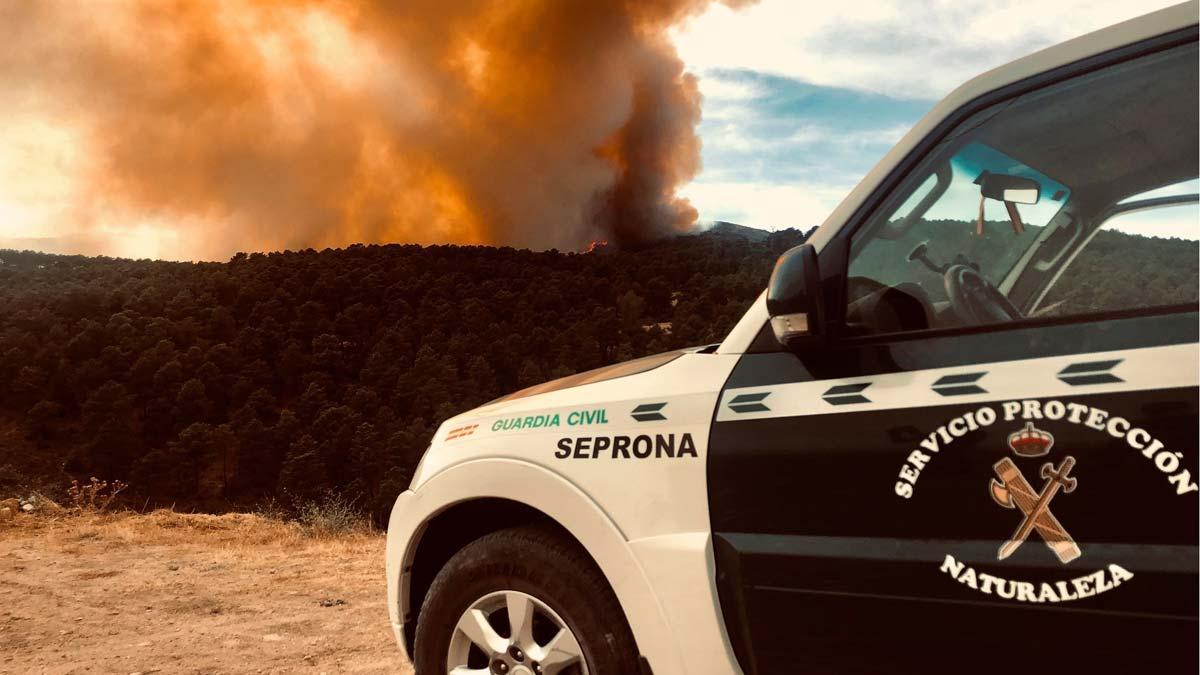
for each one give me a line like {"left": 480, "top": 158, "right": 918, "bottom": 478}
{"left": 943, "top": 264, "right": 1022, "bottom": 325}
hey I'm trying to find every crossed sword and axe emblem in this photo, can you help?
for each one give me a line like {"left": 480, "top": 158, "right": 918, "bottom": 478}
{"left": 990, "top": 455, "right": 1081, "bottom": 563}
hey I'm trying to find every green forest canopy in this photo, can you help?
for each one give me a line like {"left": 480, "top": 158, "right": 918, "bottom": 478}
{"left": 0, "top": 225, "right": 804, "bottom": 519}
{"left": 1, "top": 223, "right": 1193, "bottom": 521}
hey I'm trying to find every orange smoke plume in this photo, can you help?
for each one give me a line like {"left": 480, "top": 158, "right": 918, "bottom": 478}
{"left": 0, "top": 0, "right": 748, "bottom": 260}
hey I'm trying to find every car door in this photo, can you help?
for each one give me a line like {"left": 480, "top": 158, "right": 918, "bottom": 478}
{"left": 707, "top": 35, "right": 1199, "bottom": 675}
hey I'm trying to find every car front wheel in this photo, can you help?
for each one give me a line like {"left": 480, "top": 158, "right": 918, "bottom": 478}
{"left": 413, "top": 525, "right": 640, "bottom": 675}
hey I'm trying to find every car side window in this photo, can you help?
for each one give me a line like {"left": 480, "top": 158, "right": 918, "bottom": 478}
{"left": 844, "top": 42, "right": 1198, "bottom": 337}
{"left": 1034, "top": 196, "right": 1198, "bottom": 317}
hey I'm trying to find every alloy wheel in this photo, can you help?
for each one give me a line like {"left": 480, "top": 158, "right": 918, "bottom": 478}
{"left": 447, "top": 590, "right": 587, "bottom": 675}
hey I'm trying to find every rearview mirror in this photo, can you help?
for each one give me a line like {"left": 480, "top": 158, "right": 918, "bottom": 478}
{"left": 766, "top": 244, "right": 822, "bottom": 347}
{"left": 976, "top": 171, "right": 1040, "bottom": 205}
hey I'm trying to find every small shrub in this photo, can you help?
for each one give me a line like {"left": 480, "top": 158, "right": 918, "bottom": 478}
{"left": 294, "top": 491, "right": 369, "bottom": 537}
{"left": 66, "top": 477, "right": 128, "bottom": 513}
{"left": 252, "top": 496, "right": 291, "bottom": 522}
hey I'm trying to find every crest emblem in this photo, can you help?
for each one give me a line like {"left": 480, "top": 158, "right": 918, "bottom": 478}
{"left": 989, "top": 424, "right": 1080, "bottom": 563}
{"left": 893, "top": 401, "right": 1189, "bottom": 603}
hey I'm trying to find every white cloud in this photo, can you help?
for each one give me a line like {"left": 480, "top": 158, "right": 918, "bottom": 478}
{"left": 701, "top": 119, "right": 912, "bottom": 157}
{"left": 781, "top": 123, "right": 910, "bottom": 149}
{"left": 674, "top": 0, "right": 1181, "bottom": 100}
{"left": 675, "top": 1, "right": 1183, "bottom": 230}
{"left": 694, "top": 71, "right": 767, "bottom": 102}
{"left": 680, "top": 180, "right": 849, "bottom": 230}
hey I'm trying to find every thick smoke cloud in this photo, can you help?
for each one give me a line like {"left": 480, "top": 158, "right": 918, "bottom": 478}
{"left": 0, "top": 0, "right": 747, "bottom": 259}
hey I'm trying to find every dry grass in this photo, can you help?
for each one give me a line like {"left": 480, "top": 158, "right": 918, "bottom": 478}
{"left": 5, "top": 505, "right": 375, "bottom": 543}
{"left": 0, "top": 510, "right": 409, "bottom": 674}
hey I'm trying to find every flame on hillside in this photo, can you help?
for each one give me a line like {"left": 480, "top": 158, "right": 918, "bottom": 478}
{"left": 0, "top": 0, "right": 750, "bottom": 260}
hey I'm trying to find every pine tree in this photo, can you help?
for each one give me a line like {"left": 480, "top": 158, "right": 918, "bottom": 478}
{"left": 277, "top": 435, "right": 328, "bottom": 500}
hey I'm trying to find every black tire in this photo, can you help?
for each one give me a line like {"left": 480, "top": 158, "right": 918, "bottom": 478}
{"left": 413, "top": 525, "right": 640, "bottom": 674}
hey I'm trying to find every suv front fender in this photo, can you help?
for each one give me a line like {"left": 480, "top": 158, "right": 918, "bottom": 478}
{"left": 385, "top": 457, "right": 686, "bottom": 675}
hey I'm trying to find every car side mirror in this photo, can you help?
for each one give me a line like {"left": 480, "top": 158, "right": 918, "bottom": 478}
{"left": 766, "top": 243, "right": 823, "bottom": 347}
{"left": 976, "top": 171, "right": 1040, "bottom": 205}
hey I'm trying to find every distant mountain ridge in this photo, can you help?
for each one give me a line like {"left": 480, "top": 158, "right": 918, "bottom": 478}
{"left": 703, "top": 221, "right": 772, "bottom": 242}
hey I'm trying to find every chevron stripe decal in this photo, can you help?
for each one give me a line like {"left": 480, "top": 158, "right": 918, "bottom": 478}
{"left": 1058, "top": 360, "right": 1123, "bottom": 386}
{"left": 728, "top": 392, "right": 771, "bottom": 413}
{"left": 822, "top": 383, "right": 872, "bottom": 405}
{"left": 631, "top": 402, "right": 668, "bottom": 422}
{"left": 714, "top": 345, "right": 1194, "bottom": 423}
{"left": 932, "top": 372, "right": 987, "bottom": 396}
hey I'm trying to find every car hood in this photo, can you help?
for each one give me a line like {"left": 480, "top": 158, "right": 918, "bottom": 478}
{"left": 456, "top": 346, "right": 706, "bottom": 420}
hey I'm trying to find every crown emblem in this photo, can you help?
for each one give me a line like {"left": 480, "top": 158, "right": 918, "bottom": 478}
{"left": 1007, "top": 422, "right": 1054, "bottom": 457}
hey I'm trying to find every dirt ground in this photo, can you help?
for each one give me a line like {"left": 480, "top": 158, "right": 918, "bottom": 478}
{"left": 0, "top": 511, "right": 412, "bottom": 674}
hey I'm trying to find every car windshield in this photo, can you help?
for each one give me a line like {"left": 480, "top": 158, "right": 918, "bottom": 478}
{"left": 861, "top": 141, "right": 1071, "bottom": 294}
{"left": 844, "top": 41, "right": 1198, "bottom": 336}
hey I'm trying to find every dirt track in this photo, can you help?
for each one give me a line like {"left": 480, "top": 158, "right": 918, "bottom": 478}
{"left": 0, "top": 512, "right": 412, "bottom": 674}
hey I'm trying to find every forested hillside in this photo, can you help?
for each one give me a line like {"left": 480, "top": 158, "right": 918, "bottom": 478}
{"left": 1039, "top": 228, "right": 1199, "bottom": 314}
{"left": 0, "top": 225, "right": 805, "bottom": 519}
{"left": 2, "top": 223, "right": 1193, "bottom": 521}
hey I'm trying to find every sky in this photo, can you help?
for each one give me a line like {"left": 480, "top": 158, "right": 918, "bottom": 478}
{"left": 0, "top": 0, "right": 1192, "bottom": 259}
{"left": 672, "top": 0, "right": 1187, "bottom": 232}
